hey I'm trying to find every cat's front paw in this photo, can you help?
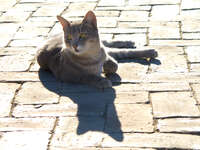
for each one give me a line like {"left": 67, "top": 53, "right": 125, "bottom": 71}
{"left": 96, "top": 78, "right": 112, "bottom": 89}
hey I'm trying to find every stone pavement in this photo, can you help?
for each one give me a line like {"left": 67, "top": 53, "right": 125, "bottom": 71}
{"left": 0, "top": 0, "right": 200, "bottom": 149}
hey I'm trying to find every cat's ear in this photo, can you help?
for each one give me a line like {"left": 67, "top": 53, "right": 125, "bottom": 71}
{"left": 57, "top": 16, "right": 70, "bottom": 33}
{"left": 82, "top": 11, "right": 97, "bottom": 28}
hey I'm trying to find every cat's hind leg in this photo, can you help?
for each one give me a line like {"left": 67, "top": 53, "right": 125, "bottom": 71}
{"left": 103, "top": 55, "right": 118, "bottom": 74}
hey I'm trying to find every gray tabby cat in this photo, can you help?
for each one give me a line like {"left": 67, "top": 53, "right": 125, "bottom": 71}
{"left": 37, "top": 11, "right": 157, "bottom": 89}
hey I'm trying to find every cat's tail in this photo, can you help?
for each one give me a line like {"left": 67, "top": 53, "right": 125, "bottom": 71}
{"left": 102, "top": 40, "right": 157, "bottom": 60}
{"left": 107, "top": 48, "right": 158, "bottom": 60}
{"left": 102, "top": 40, "right": 136, "bottom": 49}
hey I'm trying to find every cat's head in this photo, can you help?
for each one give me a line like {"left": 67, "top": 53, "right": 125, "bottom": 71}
{"left": 57, "top": 11, "right": 100, "bottom": 55}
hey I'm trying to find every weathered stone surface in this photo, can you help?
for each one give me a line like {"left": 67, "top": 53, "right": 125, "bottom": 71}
{"left": 51, "top": 117, "right": 104, "bottom": 147}
{"left": 114, "top": 34, "right": 147, "bottom": 47}
{"left": 129, "top": 0, "right": 180, "bottom": 5}
{"left": 182, "top": 21, "right": 200, "bottom": 32}
{"left": 190, "top": 64, "right": 200, "bottom": 72}
{"left": 29, "top": 61, "right": 40, "bottom": 72}
{"left": 181, "top": 0, "right": 200, "bottom": 9}
{"left": 139, "top": 72, "right": 200, "bottom": 83}
{"left": 0, "top": 71, "right": 56, "bottom": 82}
{"left": 150, "top": 5, "right": 179, "bottom": 21}
{"left": 0, "top": 9, "right": 31, "bottom": 22}
{"left": 114, "top": 82, "right": 190, "bottom": 92}
{"left": 12, "top": 103, "right": 77, "bottom": 117}
{"left": 151, "top": 92, "right": 200, "bottom": 118}
{"left": 102, "top": 133, "right": 200, "bottom": 149}
{"left": 181, "top": 10, "right": 200, "bottom": 21}
{"left": 183, "top": 33, "right": 200, "bottom": 40}
{"left": 119, "top": 11, "right": 149, "bottom": 21}
{"left": 0, "top": 54, "right": 33, "bottom": 71}
{"left": 149, "top": 40, "right": 200, "bottom": 46}
{"left": 14, "top": 26, "right": 50, "bottom": 39}
{"left": 150, "top": 46, "right": 188, "bottom": 73}
{"left": 0, "top": 117, "right": 55, "bottom": 131}
{"left": 60, "top": 92, "right": 108, "bottom": 117}
{"left": 105, "top": 104, "right": 154, "bottom": 133}
{"left": 62, "top": 2, "right": 96, "bottom": 17}
{"left": 99, "top": 28, "right": 146, "bottom": 34}
{"left": 94, "top": 11, "right": 120, "bottom": 17}
{"left": 0, "top": 83, "right": 20, "bottom": 117}
{"left": 149, "top": 24, "right": 180, "bottom": 39}
{"left": 0, "top": 0, "right": 17, "bottom": 12}
{"left": 114, "top": 92, "right": 149, "bottom": 104}
{"left": 98, "top": 0, "right": 125, "bottom": 6}
{"left": 33, "top": 4, "right": 66, "bottom": 16}
{"left": 9, "top": 38, "right": 44, "bottom": 47}
{"left": 15, "top": 82, "right": 60, "bottom": 104}
{"left": 0, "top": 131, "right": 50, "bottom": 150}
{"left": 0, "top": 23, "right": 19, "bottom": 47}
{"left": 191, "top": 83, "right": 200, "bottom": 104}
{"left": 185, "top": 46, "right": 200, "bottom": 63}
{"left": 96, "top": 5, "right": 151, "bottom": 11}
{"left": 97, "top": 17, "right": 117, "bottom": 27}
{"left": 158, "top": 118, "right": 200, "bottom": 133}
{"left": 116, "top": 60, "right": 148, "bottom": 79}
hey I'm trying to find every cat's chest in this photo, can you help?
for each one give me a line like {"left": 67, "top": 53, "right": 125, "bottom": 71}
{"left": 85, "top": 62, "right": 103, "bottom": 76}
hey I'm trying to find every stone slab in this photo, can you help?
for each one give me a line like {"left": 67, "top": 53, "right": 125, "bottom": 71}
{"left": 12, "top": 103, "right": 77, "bottom": 117}
{"left": 151, "top": 92, "right": 200, "bottom": 118}
{"left": 0, "top": 83, "right": 20, "bottom": 117}
{"left": 190, "top": 63, "right": 200, "bottom": 73}
{"left": 158, "top": 118, "right": 200, "bottom": 133}
{"left": 51, "top": 117, "right": 104, "bottom": 147}
{"left": 15, "top": 82, "right": 60, "bottom": 104}
{"left": 150, "top": 5, "right": 179, "bottom": 21}
{"left": 181, "top": 0, "right": 200, "bottom": 10}
{"left": 191, "top": 83, "right": 200, "bottom": 104}
{"left": 105, "top": 104, "right": 154, "bottom": 133}
{"left": 0, "top": 117, "right": 55, "bottom": 131}
{"left": 0, "top": 54, "right": 33, "bottom": 71}
{"left": 102, "top": 133, "right": 200, "bottom": 149}
{"left": 114, "top": 82, "right": 191, "bottom": 92}
{"left": 0, "top": 131, "right": 50, "bottom": 150}
{"left": 185, "top": 46, "right": 200, "bottom": 63}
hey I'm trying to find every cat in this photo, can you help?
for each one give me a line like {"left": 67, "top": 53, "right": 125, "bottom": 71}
{"left": 37, "top": 11, "right": 157, "bottom": 89}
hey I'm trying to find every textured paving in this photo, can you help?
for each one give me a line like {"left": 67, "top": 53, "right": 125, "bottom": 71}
{"left": 0, "top": 0, "right": 200, "bottom": 150}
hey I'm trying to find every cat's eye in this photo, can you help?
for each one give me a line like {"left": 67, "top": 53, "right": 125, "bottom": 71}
{"left": 79, "top": 33, "right": 87, "bottom": 39}
{"left": 66, "top": 34, "right": 72, "bottom": 40}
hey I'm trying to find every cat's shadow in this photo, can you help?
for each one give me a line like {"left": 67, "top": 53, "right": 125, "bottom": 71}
{"left": 39, "top": 69, "right": 124, "bottom": 142}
